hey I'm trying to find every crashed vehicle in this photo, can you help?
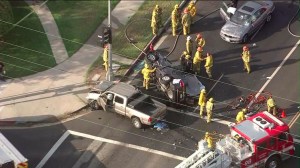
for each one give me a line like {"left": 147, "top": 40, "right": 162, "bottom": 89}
{"left": 145, "top": 52, "right": 205, "bottom": 104}
{"left": 86, "top": 81, "right": 167, "bottom": 129}
{"left": 220, "top": 1, "right": 275, "bottom": 43}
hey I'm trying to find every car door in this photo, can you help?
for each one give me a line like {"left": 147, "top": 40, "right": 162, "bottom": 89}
{"left": 99, "top": 92, "right": 114, "bottom": 112}
{"left": 114, "top": 95, "right": 126, "bottom": 115}
{"left": 249, "top": 8, "right": 266, "bottom": 34}
{"left": 255, "top": 141, "right": 269, "bottom": 163}
{"left": 220, "top": 2, "right": 230, "bottom": 21}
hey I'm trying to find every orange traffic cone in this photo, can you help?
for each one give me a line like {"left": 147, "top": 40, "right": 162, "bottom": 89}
{"left": 280, "top": 109, "right": 286, "bottom": 118}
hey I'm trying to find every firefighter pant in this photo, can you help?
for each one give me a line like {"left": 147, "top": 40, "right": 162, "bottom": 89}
{"left": 268, "top": 106, "right": 277, "bottom": 116}
{"left": 243, "top": 61, "right": 251, "bottom": 73}
{"left": 152, "top": 25, "right": 158, "bottom": 35}
{"left": 205, "top": 66, "right": 212, "bottom": 78}
{"left": 193, "top": 62, "right": 200, "bottom": 74}
{"left": 183, "top": 25, "right": 190, "bottom": 35}
{"left": 199, "top": 105, "right": 205, "bottom": 117}
{"left": 103, "top": 61, "right": 108, "bottom": 72}
{"left": 207, "top": 110, "right": 212, "bottom": 123}
{"left": 172, "top": 24, "right": 178, "bottom": 36}
{"left": 143, "top": 78, "right": 150, "bottom": 90}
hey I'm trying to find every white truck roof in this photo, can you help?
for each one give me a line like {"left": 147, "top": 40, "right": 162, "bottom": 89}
{"left": 0, "top": 132, "right": 27, "bottom": 166}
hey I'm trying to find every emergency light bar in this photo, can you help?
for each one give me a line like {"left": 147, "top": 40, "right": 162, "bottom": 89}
{"left": 263, "top": 111, "right": 284, "bottom": 126}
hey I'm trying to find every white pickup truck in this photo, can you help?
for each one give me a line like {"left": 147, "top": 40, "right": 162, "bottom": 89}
{"left": 86, "top": 81, "right": 167, "bottom": 129}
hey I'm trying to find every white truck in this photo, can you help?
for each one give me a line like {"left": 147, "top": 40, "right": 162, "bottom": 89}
{"left": 176, "top": 111, "right": 295, "bottom": 168}
{"left": 0, "top": 132, "right": 28, "bottom": 168}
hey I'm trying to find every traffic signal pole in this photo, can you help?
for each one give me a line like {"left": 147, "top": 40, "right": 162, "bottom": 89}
{"left": 106, "top": 0, "right": 114, "bottom": 81}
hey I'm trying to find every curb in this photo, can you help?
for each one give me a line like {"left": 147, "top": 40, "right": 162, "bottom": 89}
{"left": 0, "top": 105, "right": 89, "bottom": 127}
{"left": 121, "top": 0, "right": 189, "bottom": 80}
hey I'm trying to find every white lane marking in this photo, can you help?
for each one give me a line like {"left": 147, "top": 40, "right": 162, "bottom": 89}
{"left": 168, "top": 107, "right": 232, "bottom": 126}
{"left": 68, "top": 130, "right": 185, "bottom": 161}
{"left": 35, "top": 131, "right": 70, "bottom": 168}
{"left": 248, "top": 39, "right": 300, "bottom": 107}
{"left": 154, "top": 35, "right": 168, "bottom": 50}
{"left": 207, "top": 73, "right": 224, "bottom": 95}
{"left": 289, "top": 112, "right": 300, "bottom": 128}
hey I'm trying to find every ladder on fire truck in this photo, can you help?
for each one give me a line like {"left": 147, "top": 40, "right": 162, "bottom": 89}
{"left": 0, "top": 132, "right": 28, "bottom": 168}
{"left": 175, "top": 140, "right": 232, "bottom": 168}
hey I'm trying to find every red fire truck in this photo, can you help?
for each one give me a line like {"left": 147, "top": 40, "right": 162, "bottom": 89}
{"left": 176, "top": 111, "right": 295, "bottom": 168}
{"left": 0, "top": 132, "right": 28, "bottom": 168}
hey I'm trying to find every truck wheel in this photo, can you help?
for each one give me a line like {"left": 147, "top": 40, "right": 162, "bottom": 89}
{"left": 266, "top": 14, "right": 272, "bottom": 23}
{"left": 161, "top": 75, "right": 172, "bottom": 85}
{"left": 89, "top": 100, "right": 100, "bottom": 110}
{"left": 265, "top": 156, "right": 280, "bottom": 168}
{"left": 146, "top": 53, "right": 158, "bottom": 63}
{"left": 132, "top": 117, "right": 142, "bottom": 129}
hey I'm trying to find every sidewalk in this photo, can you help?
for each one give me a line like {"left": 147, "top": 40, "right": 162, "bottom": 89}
{"left": 0, "top": 1, "right": 143, "bottom": 125}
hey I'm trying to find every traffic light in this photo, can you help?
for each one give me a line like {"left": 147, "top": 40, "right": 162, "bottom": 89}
{"left": 102, "top": 27, "right": 112, "bottom": 45}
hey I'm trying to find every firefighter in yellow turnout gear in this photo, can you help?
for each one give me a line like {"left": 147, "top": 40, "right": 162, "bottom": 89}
{"left": 206, "top": 98, "right": 214, "bottom": 123}
{"left": 242, "top": 45, "right": 251, "bottom": 73}
{"left": 267, "top": 96, "right": 277, "bottom": 116}
{"left": 204, "top": 53, "right": 213, "bottom": 78}
{"left": 193, "top": 47, "right": 203, "bottom": 74}
{"left": 198, "top": 89, "right": 206, "bottom": 118}
{"left": 187, "top": 1, "right": 196, "bottom": 24}
{"left": 102, "top": 45, "right": 108, "bottom": 72}
{"left": 181, "top": 8, "right": 192, "bottom": 35}
{"left": 204, "top": 132, "right": 214, "bottom": 149}
{"left": 186, "top": 36, "right": 193, "bottom": 55}
{"left": 171, "top": 4, "right": 180, "bottom": 36}
{"left": 236, "top": 108, "right": 247, "bottom": 123}
{"left": 151, "top": 5, "right": 162, "bottom": 35}
{"left": 195, "top": 33, "right": 205, "bottom": 48}
{"left": 141, "top": 66, "right": 156, "bottom": 90}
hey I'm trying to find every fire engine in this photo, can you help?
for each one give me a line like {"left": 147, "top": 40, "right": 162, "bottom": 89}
{"left": 176, "top": 111, "right": 295, "bottom": 168}
{"left": 0, "top": 132, "right": 28, "bottom": 168}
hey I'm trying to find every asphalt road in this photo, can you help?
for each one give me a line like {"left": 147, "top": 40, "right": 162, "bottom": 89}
{"left": 1, "top": 1, "right": 300, "bottom": 168}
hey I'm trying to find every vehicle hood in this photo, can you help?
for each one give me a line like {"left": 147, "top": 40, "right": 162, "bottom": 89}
{"left": 221, "top": 22, "right": 247, "bottom": 37}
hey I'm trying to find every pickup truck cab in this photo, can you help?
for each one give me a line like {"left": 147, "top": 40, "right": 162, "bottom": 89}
{"left": 86, "top": 81, "right": 167, "bottom": 129}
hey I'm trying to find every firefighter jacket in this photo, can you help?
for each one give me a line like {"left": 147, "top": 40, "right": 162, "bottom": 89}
{"left": 198, "top": 92, "right": 206, "bottom": 106}
{"left": 172, "top": 8, "right": 180, "bottom": 27}
{"left": 181, "top": 13, "right": 191, "bottom": 27}
{"left": 193, "top": 51, "right": 203, "bottom": 64}
{"left": 205, "top": 54, "right": 213, "bottom": 68}
{"left": 196, "top": 37, "right": 205, "bottom": 48}
{"left": 188, "top": 3, "right": 196, "bottom": 17}
{"left": 142, "top": 67, "right": 156, "bottom": 80}
{"left": 267, "top": 98, "right": 276, "bottom": 108}
{"left": 186, "top": 40, "right": 193, "bottom": 54}
{"left": 242, "top": 50, "right": 250, "bottom": 63}
{"left": 236, "top": 111, "right": 245, "bottom": 123}
{"left": 206, "top": 100, "right": 214, "bottom": 112}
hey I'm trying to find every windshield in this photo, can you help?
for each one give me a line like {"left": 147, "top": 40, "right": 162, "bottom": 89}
{"left": 230, "top": 11, "right": 251, "bottom": 26}
{"left": 216, "top": 134, "right": 253, "bottom": 162}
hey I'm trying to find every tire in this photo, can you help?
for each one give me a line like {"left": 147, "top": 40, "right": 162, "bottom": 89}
{"left": 146, "top": 53, "right": 158, "bottom": 63}
{"left": 161, "top": 75, "right": 172, "bottom": 85}
{"left": 242, "top": 34, "right": 249, "bottom": 43}
{"left": 266, "top": 14, "right": 272, "bottom": 23}
{"left": 265, "top": 156, "right": 281, "bottom": 168}
{"left": 132, "top": 117, "right": 142, "bottom": 129}
{"left": 89, "top": 100, "right": 100, "bottom": 110}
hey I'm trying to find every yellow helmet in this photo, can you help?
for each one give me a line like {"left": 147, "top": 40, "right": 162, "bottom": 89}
{"left": 145, "top": 63, "right": 149, "bottom": 69}
{"left": 201, "top": 89, "right": 206, "bottom": 93}
{"left": 205, "top": 132, "right": 209, "bottom": 135}
{"left": 174, "top": 4, "right": 179, "bottom": 9}
{"left": 209, "top": 98, "right": 214, "bottom": 102}
{"left": 242, "top": 108, "right": 247, "bottom": 112}
{"left": 183, "top": 51, "right": 188, "bottom": 55}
